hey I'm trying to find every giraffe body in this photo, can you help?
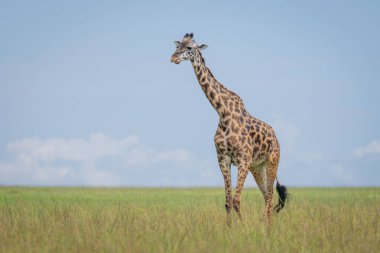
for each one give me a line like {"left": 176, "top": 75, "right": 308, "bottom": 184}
{"left": 171, "top": 33, "right": 287, "bottom": 225}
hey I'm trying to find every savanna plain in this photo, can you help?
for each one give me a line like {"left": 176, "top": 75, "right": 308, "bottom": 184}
{"left": 0, "top": 187, "right": 379, "bottom": 253}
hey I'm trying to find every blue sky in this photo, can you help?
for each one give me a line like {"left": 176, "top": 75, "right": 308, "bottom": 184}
{"left": 1, "top": 1, "right": 379, "bottom": 186}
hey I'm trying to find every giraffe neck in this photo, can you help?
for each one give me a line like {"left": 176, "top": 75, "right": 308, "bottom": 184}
{"left": 191, "top": 51, "right": 237, "bottom": 117}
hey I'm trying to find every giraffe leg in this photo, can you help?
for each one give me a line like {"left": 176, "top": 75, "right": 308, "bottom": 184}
{"left": 251, "top": 163, "right": 269, "bottom": 219}
{"left": 251, "top": 160, "right": 277, "bottom": 225}
{"left": 265, "top": 155, "right": 280, "bottom": 225}
{"left": 217, "top": 154, "right": 232, "bottom": 226}
{"left": 233, "top": 163, "right": 250, "bottom": 221}
{"left": 264, "top": 186, "right": 274, "bottom": 225}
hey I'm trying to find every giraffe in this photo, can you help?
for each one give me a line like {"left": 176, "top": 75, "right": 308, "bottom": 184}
{"left": 170, "top": 33, "right": 288, "bottom": 225}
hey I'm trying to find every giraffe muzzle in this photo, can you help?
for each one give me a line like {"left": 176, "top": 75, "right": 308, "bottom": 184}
{"left": 171, "top": 56, "right": 181, "bottom": 64}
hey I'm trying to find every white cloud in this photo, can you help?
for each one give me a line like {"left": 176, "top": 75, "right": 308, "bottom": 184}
{"left": 7, "top": 133, "right": 140, "bottom": 162}
{"left": 0, "top": 133, "right": 214, "bottom": 186}
{"left": 2, "top": 130, "right": 377, "bottom": 187}
{"left": 353, "top": 140, "right": 380, "bottom": 157}
{"left": 267, "top": 116, "right": 378, "bottom": 186}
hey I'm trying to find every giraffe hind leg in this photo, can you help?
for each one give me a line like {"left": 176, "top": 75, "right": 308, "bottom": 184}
{"left": 251, "top": 161, "right": 276, "bottom": 224}
{"left": 254, "top": 155, "right": 288, "bottom": 215}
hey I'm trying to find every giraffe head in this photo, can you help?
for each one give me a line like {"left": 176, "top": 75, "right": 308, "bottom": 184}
{"left": 171, "top": 33, "right": 208, "bottom": 64}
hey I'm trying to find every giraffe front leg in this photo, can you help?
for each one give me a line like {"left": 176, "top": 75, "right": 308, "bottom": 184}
{"left": 217, "top": 154, "right": 232, "bottom": 226}
{"left": 223, "top": 172, "right": 233, "bottom": 226}
{"left": 233, "top": 163, "right": 250, "bottom": 221}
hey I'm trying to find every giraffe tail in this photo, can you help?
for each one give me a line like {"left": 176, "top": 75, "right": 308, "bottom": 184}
{"left": 274, "top": 177, "right": 288, "bottom": 213}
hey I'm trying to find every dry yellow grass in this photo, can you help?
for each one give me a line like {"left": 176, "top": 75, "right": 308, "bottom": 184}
{"left": 1, "top": 187, "right": 379, "bottom": 252}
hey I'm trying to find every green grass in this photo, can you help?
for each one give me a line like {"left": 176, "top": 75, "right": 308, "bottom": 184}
{"left": 0, "top": 187, "right": 379, "bottom": 253}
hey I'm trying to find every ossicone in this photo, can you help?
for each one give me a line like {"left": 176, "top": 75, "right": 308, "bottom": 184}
{"left": 184, "top": 32, "right": 194, "bottom": 38}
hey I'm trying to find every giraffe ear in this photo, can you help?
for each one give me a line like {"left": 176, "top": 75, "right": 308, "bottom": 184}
{"left": 198, "top": 44, "right": 208, "bottom": 50}
{"left": 174, "top": 41, "right": 180, "bottom": 47}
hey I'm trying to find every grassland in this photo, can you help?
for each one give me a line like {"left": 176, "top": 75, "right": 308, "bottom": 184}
{"left": 0, "top": 187, "right": 379, "bottom": 253}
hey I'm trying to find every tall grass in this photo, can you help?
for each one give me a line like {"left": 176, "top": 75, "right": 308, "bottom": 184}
{"left": 1, "top": 187, "right": 379, "bottom": 252}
